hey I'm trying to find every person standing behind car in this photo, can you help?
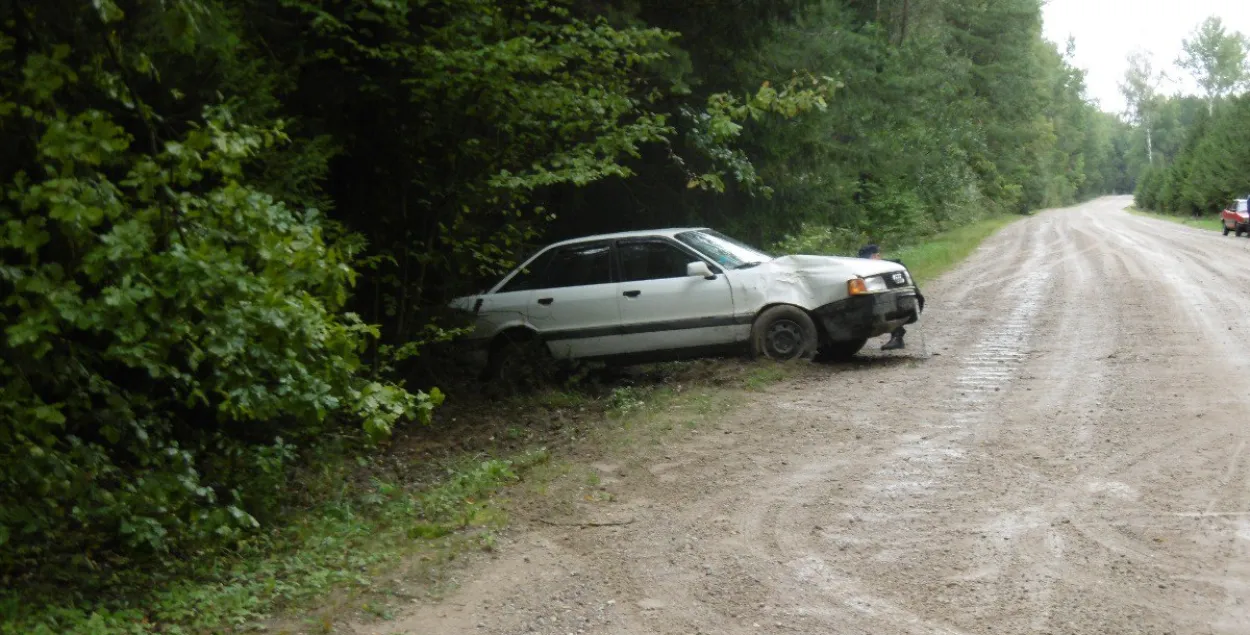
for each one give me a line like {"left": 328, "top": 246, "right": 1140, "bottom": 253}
{"left": 857, "top": 244, "right": 925, "bottom": 350}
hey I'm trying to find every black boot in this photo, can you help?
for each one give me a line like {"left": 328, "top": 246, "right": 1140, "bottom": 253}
{"left": 882, "top": 334, "right": 905, "bottom": 350}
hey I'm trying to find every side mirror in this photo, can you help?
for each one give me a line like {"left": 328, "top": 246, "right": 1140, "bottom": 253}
{"left": 687, "top": 261, "right": 716, "bottom": 279}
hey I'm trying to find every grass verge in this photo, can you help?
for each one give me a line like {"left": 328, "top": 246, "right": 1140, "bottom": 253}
{"left": 772, "top": 213, "right": 1022, "bottom": 286}
{"left": 0, "top": 361, "right": 800, "bottom": 635}
{"left": 0, "top": 447, "right": 552, "bottom": 635}
{"left": 889, "top": 215, "right": 1020, "bottom": 285}
{"left": 1126, "top": 206, "right": 1224, "bottom": 233}
{"left": 1, "top": 214, "right": 1017, "bottom": 634}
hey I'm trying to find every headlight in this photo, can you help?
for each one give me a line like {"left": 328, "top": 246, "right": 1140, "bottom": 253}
{"left": 848, "top": 276, "right": 888, "bottom": 295}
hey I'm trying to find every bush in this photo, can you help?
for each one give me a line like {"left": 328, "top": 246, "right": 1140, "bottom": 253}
{"left": 0, "top": 10, "right": 430, "bottom": 583}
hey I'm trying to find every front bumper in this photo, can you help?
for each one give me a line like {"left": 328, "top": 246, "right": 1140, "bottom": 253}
{"left": 813, "top": 290, "right": 920, "bottom": 342}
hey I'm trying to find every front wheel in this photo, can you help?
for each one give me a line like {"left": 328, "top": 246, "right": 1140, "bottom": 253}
{"left": 1224, "top": 222, "right": 1232, "bottom": 236}
{"left": 815, "top": 338, "right": 869, "bottom": 363}
{"left": 750, "top": 305, "right": 818, "bottom": 361}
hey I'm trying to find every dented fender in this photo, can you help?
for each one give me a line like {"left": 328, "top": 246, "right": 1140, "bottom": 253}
{"left": 727, "top": 254, "right": 912, "bottom": 318}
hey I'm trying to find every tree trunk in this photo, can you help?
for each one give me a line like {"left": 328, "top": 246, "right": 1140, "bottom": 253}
{"left": 900, "top": 0, "right": 909, "bottom": 44}
{"left": 1146, "top": 125, "right": 1154, "bottom": 166}
{"left": 396, "top": 185, "right": 410, "bottom": 343}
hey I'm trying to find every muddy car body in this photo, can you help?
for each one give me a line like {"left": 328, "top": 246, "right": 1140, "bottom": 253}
{"left": 450, "top": 228, "right": 920, "bottom": 377}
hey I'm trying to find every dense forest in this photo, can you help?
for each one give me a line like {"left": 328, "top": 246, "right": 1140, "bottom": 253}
{"left": 1, "top": 0, "right": 1132, "bottom": 625}
{"left": 1130, "top": 17, "right": 1250, "bottom": 213}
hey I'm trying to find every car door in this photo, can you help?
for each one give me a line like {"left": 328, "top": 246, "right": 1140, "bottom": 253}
{"left": 613, "top": 238, "right": 741, "bottom": 354}
{"left": 523, "top": 241, "right": 625, "bottom": 359}
{"left": 475, "top": 248, "right": 558, "bottom": 341}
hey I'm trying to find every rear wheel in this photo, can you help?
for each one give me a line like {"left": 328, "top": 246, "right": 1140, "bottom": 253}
{"left": 751, "top": 305, "right": 818, "bottom": 361}
{"left": 815, "top": 338, "right": 869, "bottom": 363}
{"left": 486, "top": 330, "right": 554, "bottom": 390}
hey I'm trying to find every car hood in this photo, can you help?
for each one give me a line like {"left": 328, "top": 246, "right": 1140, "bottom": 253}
{"left": 727, "top": 255, "right": 909, "bottom": 311}
{"left": 759, "top": 254, "right": 907, "bottom": 278}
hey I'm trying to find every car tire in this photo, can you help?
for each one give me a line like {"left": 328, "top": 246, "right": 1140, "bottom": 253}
{"left": 1225, "top": 222, "right": 1232, "bottom": 236}
{"left": 815, "top": 338, "right": 869, "bottom": 363}
{"left": 486, "top": 330, "right": 554, "bottom": 389}
{"left": 751, "top": 305, "right": 819, "bottom": 361}
{"left": 1238, "top": 226, "right": 1244, "bottom": 237}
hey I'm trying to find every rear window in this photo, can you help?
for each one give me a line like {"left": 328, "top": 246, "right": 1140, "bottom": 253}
{"left": 498, "top": 250, "right": 554, "bottom": 293}
{"left": 497, "top": 242, "right": 615, "bottom": 292}
{"left": 545, "top": 244, "right": 613, "bottom": 288}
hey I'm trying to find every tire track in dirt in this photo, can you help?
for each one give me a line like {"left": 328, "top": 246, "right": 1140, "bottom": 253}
{"left": 960, "top": 203, "right": 1194, "bottom": 633}
{"left": 1082, "top": 204, "right": 1250, "bottom": 633}
{"left": 961, "top": 200, "right": 1250, "bottom": 634}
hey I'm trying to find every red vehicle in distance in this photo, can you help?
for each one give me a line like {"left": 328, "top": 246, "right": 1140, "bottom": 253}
{"left": 1222, "top": 198, "right": 1249, "bottom": 236}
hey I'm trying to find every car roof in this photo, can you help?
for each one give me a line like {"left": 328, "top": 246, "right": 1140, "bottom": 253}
{"left": 544, "top": 228, "right": 710, "bottom": 249}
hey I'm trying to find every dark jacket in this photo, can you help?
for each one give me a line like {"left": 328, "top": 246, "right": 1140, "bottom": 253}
{"left": 888, "top": 258, "right": 925, "bottom": 321}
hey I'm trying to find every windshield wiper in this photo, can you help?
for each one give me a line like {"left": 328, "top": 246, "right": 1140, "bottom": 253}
{"left": 733, "top": 261, "right": 763, "bottom": 270}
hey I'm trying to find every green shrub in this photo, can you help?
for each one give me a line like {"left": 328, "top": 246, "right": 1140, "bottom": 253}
{"left": 0, "top": 8, "right": 433, "bottom": 583}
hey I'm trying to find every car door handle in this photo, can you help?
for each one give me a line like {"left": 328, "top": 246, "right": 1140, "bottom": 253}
{"left": 622, "top": 290, "right": 641, "bottom": 298}
{"left": 537, "top": 297, "right": 554, "bottom": 305}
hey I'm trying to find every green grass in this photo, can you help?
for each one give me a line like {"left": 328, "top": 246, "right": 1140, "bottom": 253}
{"left": 773, "top": 213, "right": 1022, "bottom": 286}
{"left": 1126, "top": 206, "right": 1224, "bottom": 233}
{"left": 744, "top": 362, "right": 792, "bottom": 391}
{"left": 0, "top": 450, "right": 550, "bottom": 635}
{"left": 0, "top": 357, "right": 790, "bottom": 634}
{"left": 889, "top": 215, "right": 1021, "bottom": 285}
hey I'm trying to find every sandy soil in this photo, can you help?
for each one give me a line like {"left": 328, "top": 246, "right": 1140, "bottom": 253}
{"left": 355, "top": 197, "right": 1250, "bottom": 635}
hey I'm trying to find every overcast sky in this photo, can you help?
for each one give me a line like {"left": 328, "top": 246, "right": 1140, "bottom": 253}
{"left": 1041, "top": 0, "right": 1250, "bottom": 114}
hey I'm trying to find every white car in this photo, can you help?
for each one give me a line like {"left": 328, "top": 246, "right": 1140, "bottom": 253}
{"left": 450, "top": 228, "right": 921, "bottom": 378}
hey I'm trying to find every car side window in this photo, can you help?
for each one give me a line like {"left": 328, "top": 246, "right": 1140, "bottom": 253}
{"left": 543, "top": 243, "right": 614, "bottom": 289}
{"left": 498, "top": 249, "right": 555, "bottom": 293}
{"left": 618, "top": 241, "right": 697, "bottom": 282}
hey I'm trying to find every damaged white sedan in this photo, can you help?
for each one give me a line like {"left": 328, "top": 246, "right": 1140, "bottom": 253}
{"left": 450, "top": 228, "right": 921, "bottom": 378}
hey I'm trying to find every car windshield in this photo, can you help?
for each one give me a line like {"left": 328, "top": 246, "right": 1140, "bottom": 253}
{"left": 675, "top": 229, "right": 774, "bottom": 270}
{"left": 1239, "top": 200, "right": 1248, "bottom": 213}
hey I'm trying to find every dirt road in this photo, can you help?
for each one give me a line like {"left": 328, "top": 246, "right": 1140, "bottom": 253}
{"left": 363, "top": 197, "right": 1250, "bottom": 634}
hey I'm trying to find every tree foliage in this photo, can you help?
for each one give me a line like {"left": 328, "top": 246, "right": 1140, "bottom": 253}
{"left": 0, "top": 0, "right": 436, "bottom": 582}
{"left": 1135, "top": 95, "right": 1250, "bottom": 214}
{"left": 1131, "top": 16, "right": 1250, "bottom": 215}
{"left": 537, "top": 0, "right": 1130, "bottom": 252}
{"left": 1178, "top": 17, "right": 1250, "bottom": 114}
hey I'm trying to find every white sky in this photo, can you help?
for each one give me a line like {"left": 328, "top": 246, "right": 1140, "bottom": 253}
{"left": 1042, "top": 0, "right": 1250, "bottom": 114}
